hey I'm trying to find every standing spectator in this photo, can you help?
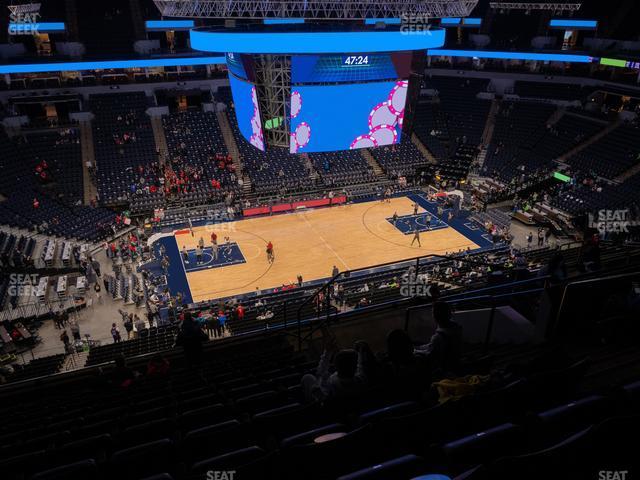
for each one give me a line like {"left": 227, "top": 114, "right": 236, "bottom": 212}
{"left": 111, "top": 323, "right": 122, "bottom": 343}
{"left": 91, "top": 257, "right": 102, "bottom": 277}
{"left": 332, "top": 265, "right": 339, "bottom": 277}
{"left": 526, "top": 232, "right": 533, "bottom": 249}
{"left": 134, "top": 314, "right": 146, "bottom": 335}
{"left": 148, "top": 301, "right": 160, "bottom": 323}
{"left": 217, "top": 310, "right": 227, "bottom": 337}
{"left": 60, "top": 330, "right": 70, "bottom": 349}
{"left": 207, "top": 312, "right": 218, "bottom": 338}
{"left": 235, "top": 304, "right": 245, "bottom": 322}
{"left": 123, "top": 315, "right": 134, "bottom": 340}
{"left": 94, "top": 282, "right": 102, "bottom": 303}
{"left": 175, "top": 311, "right": 208, "bottom": 367}
{"left": 54, "top": 310, "right": 65, "bottom": 329}
{"left": 69, "top": 319, "right": 81, "bottom": 341}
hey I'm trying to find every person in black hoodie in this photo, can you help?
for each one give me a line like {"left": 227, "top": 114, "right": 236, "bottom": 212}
{"left": 175, "top": 311, "right": 208, "bottom": 367}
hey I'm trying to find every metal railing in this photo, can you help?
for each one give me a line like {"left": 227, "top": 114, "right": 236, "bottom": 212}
{"left": 552, "top": 270, "right": 640, "bottom": 340}
{"left": 294, "top": 247, "right": 513, "bottom": 350}
{"left": 404, "top": 276, "right": 550, "bottom": 353}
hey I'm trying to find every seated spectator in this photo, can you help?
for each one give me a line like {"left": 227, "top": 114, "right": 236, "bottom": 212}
{"left": 109, "top": 354, "right": 136, "bottom": 388}
{"left": 302, "top": 328, "right": 366, "bottom": 402}
{"left": 539, "top": 252, "right": 568, "bottom": 284}
{"left": 415, "top": 301, "right": 463, "bottom": 375}
{"left": 146, "top": 355, "right": 170, "bottom": 377}
{"left": 379, "top": 328, "right": 432, "bottom": 399}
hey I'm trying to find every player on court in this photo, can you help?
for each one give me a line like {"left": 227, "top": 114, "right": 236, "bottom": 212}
{"left": 211, "top": 241, "right": 219, "bottom": 262}
{"left": 413, "top": 202, "right": 419, "bottom": 216}
{"left": 182, "top": 245, "right": 189, "bottom": 263}
{"left": 198, "top": 236, "right": 205, "bottom": 249}
{"left": 188, "top": 217, "right": 194, "bottom": 237}
{"left": 266, "top": 241, "right": 274, "bottom": 263}
{"left": 223, "top": 236, "right": 232, "bottom": 257}
{"left": 210, "top": 231, "right": 218, "bottom": 246}
{"left": 411, "top": 229, "right": 421, "bottom": 247}
{"left": 195, "top": 244, "right": 203, "bottom": 264}
{"left": 392, "top": 211, "right": 398, "bottom": 225}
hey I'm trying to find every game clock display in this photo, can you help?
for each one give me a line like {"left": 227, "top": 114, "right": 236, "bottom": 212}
{"left": 341, "top": 55, "right": 371, "bottom": 66}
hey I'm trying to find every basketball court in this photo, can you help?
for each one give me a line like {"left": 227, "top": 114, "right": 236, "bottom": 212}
{"left": 153, "top": 194, "right": 489, "bottom": 303}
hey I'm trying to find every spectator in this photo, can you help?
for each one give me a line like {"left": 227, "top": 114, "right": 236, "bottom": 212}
{"left": 379, "top": 328, "right": 431, "bottom": 399}
{"left": 123, "top": 315, "right": 134, "bottom": 339}
{"left": 69, "top": 319, "right": 81, "bottom": 341}
{"left": 110, "top": 323, "right": 122, "bottom": 343}
{"left": 94, "top": 282, "right": 102, "bottom": 303}
{"left": 146, "top": 355, "right": 170, "bottom": 377}
{"left": 301, "top": 328, "right": 365, "bottom": 402}
{"left": 60, "top": 330, "right": 70, "bottom": 349}
{"left": 175, "top": 311, "right": 208, "bottom": 367}
{"left": 415, "top": 301, "right": 463, "bottom": 374}
{"left": 110, "top": 354, "right": 135, "bottom": 388}
{"left": 134, "top": 314, "right": 146, "bottom": 335}
{"left": 217, "top": 310, "right": 227, "bottom": 336}
{"left": 235, "top": 304, "right": 245, "bottom": 322}
{"left": 539, "top": 252, "right": 567, "bottom": 284}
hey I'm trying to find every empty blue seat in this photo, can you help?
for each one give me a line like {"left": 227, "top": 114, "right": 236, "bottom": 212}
{"left": 337, "top": 454, "right": 426, "bottom": 480}
{"left": 31, "top": 459, "right": 97, "bottom": 480}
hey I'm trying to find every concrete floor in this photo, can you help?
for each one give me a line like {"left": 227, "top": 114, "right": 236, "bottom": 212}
{"left": 24, "top": 247, "right": 146, "bottom": 363}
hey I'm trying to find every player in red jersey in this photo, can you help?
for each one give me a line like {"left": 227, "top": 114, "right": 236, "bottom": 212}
{"left": 266, "top": 241, "right": 274, "bottom": 263}
{"left": 210, "top": 231, "right": 217, "bottom": 245}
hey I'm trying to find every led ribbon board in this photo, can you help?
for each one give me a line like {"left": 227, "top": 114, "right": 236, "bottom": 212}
{"left": 427, "top": 49, "right": 592, "bottom": 63}
{"left": 191, "top": 28, "right": 446, "bottom": 54}
{"left": 549, "top": 19, "right": 598, "bottom": 29}
{"left": 145, "top": 20, "right": 195, "bottom": 31}
{"left": 0, "top": 57, "right": 225, "bottom": 74}
{"left": 600, "top": 58, "right": 640, "bottom": 70}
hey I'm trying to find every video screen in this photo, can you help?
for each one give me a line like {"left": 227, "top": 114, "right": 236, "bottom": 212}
{"left": 289, "top": 79, "right": 407, "bottom": 153}
{"left": 229, "top": 73, "right": 265, "bottom": 151}
{"left": 291, "top": 53, "right": 412, "bottom": 83}
{"left": 225, "top": 53, "right": 248, "bottom": 80}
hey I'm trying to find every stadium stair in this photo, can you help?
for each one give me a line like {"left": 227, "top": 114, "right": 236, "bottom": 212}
{"left": 300, "top": 154, "right": 320, "bottom": 181}
{"left": 216, "top": 110, "right": 250, "bottom": 193}
{"left": 79, "top": 119, "right": 98, "bottom": 204}
{"left": 480, "top": 99, "right": 500, "bottom": 147}
{"left": 556, "top": 118, "right": 621, "bottom": 163}
{"left": 150, "top": 115, "right": 169, "bottom": 166}
{"left": 360, "top": 149, "right": 386, "bottom": 179}
{"left": 410, "top": 133, "right": 437, "bottom": 164}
